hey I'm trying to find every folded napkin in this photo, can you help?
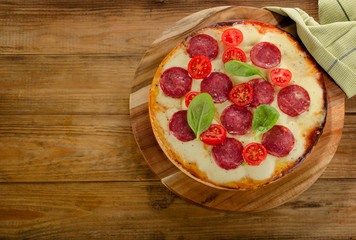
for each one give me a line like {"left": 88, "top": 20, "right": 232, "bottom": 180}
{"left": 265, "top": 0, "right": 356, "bottom": 98}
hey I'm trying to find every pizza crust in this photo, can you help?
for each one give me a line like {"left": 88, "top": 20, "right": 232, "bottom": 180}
{"left": 149, "top": 20, "right": 327, "bottom": 190}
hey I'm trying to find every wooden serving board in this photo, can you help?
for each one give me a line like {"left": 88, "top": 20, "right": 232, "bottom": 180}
{"left": 129, "top": 6, "right": 345, "bottom": 212}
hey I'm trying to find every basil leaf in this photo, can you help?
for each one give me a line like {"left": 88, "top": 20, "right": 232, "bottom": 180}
{"left": 187, "top": 93, "right": 215, "bottom": 140}
{"left": 252, "top": 105, "right": 280, "bottom": 138}
{"left": 225, "top": 60, "right": 266, "bottom": 80}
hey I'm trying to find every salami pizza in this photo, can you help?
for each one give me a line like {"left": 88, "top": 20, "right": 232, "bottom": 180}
{"left": 149, "top": 20, "right": 327, "bottom": 190}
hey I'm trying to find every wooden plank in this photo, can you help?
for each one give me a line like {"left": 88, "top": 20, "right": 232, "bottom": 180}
{"left": 0, "top": 179, "right": 355, "bottom": 239}
{"left": 0, "top": 0, "right": 318, "bottom": 55}
{"left": 0, "top": 0, "right": 353, "bottom": 238}
{"left": 0, "top": 114, "right": 353, "bottom": 183}
{"left": 346, "top": 97, "right": 356, "bottom": 113}
{"left": 322, "top": 113, "right": 356, "bottom": 178}
{"left": 0, "top": 53, "right": 352, "bottom": 116}
{"left": 0, "top": 55, "right": 136, "bottom": 115}
{"left": 0, "top": 115, "right": 156, "bottom": 182}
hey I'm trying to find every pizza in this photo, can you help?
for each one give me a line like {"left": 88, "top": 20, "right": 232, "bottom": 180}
{"left": 149, "top": 20, "right": 327, "bottom": 190}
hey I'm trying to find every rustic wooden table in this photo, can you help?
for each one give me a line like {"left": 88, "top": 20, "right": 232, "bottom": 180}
{"left": 0, "top": 1, "right": 355, "bottom": 239}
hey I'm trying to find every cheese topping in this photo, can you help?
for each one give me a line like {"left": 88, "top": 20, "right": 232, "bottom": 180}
{"left": 151, "top": 22, "right": 325, "bottom": 185}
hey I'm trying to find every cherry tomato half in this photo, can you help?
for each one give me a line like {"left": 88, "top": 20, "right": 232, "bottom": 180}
{"left": 243, "top": 142, "right": 267, "bottom": 166}
{"left": 187, "top": 55, "right": 212, "bottom": 79}
{"left": 229, "top": 83, "right": 253, "bottom": 106}
{"left": 270, "top": 68, "right": 292, "bottom": 87}
{"left": 200, "top": 124, "right": 227, "bottom": 145}
{"left": 221, "top": 28, "right": 243, "bottom": 47}
{"left": 222, "top": 47, "right": 246, "bottom": 63}
{"left": 185, "top": 91, "right": 200, "bottom": 107}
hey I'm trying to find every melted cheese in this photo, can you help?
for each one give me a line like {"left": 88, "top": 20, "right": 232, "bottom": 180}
{"left": 152, "top": 22, "right": 325, "bottom": 185}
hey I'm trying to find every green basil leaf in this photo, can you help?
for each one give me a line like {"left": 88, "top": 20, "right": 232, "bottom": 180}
{"left": 225, "top": 60, "right": 266, "bottom": 80}
{"left": 252, "top": 105, "right": 280, "bottom": 138}
{"left": 187, "top": 93, "right": 215, "bottom": 140}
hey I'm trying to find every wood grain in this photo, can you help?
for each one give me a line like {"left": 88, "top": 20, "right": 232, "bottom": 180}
{"left": 0, "top": 0, "right": 354, "bottom": 238}
{"left": 0, "top": 53, "right": 353, "bottom": 116}
{"left": 346, "top": 99, "right": 356, "bottom": 113}
{"left": 130, "top": 6, "right": 345, "bottom": 211}
{"left": 0, "top": 0, "right": 318, "bottom": 55}
{"left": 323, "top": 114, "right": 356, "bottom": 178}
{"left": 0, "top": 113, "right": 353, "bottom": 183}
{"left": 0, "top": 115, "right": 156, "bottom": 182}
{"left": 0, "top": 55, "right": 136, "bottom": 115}
{"left": 0, "top": 180, "right": 355, "bottom": 240}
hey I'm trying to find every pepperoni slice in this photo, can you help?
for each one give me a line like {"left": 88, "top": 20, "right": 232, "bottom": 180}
{"left": 250, "top": 42, "right": 281, "bottom": 69}
{"left": 200, "top": 72, "right": 233, "bottom": 103}
{"left": 248, "top": 78, "right": 275, "bottom": 108}
{"left": 221, "top": 105, "right": 252, "bottom": 135}
{"left": 169, "top": 110, "right": 195, "bottom": 142}
{"left": 212, "top": 138, "right": 244, "bottom": 170}
{"left": 160, "top": 67, "right": 192, "bottom": 98}
{"left": 187, "top": 34, "right": 219, "bottom": 60}
{"left": 262, "top": 125, "right": 295, "bottom": 157}
{"left": 277, "top": 85, "right": 310, "bottom": 117}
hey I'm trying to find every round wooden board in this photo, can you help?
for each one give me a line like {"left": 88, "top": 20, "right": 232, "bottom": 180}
{"left": 129, "top": 6, "right": 345, "bottom": 212}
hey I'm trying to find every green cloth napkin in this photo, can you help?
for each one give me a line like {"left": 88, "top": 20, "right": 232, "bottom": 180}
{"left": 265, "top": 0, "right": 356, "bottom": 98}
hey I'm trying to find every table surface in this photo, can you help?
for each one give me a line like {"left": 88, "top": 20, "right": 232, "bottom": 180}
{"left": 0, "top": 1, "right": 355, "bottom": 239}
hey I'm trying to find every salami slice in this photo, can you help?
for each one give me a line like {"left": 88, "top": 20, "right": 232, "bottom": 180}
{"left": 187, "top": 34, "right": 219, "bottom": 60}
{"left": 201, "top": 72, "right": 233, "bottom": 103}
{"left": 212, "top": 138, "right": 244, "bottom": 170}
{"left": 248, "top": 78, "right": 275, "bottom": 108}
{"left": 277, "top": 85, "right": 310, "bottom": 117}
{"left": 169, "top": 110, "right": 195, "bottom": 142}
{"left": 262, "top": 125, "right": 295, "bottom": 157}
{"left": 160, "top": 67, "right": 192, "bottom": 98}
{"left": 221, "top": 105, "right": 252, "bottom": 135}
{"left": 250, "top": 42, "right": 281, "bottom": 69}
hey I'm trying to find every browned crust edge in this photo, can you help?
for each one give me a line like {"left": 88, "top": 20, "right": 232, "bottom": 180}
{"left": 149, "top": 20, "right": 328, "bottom": 191}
